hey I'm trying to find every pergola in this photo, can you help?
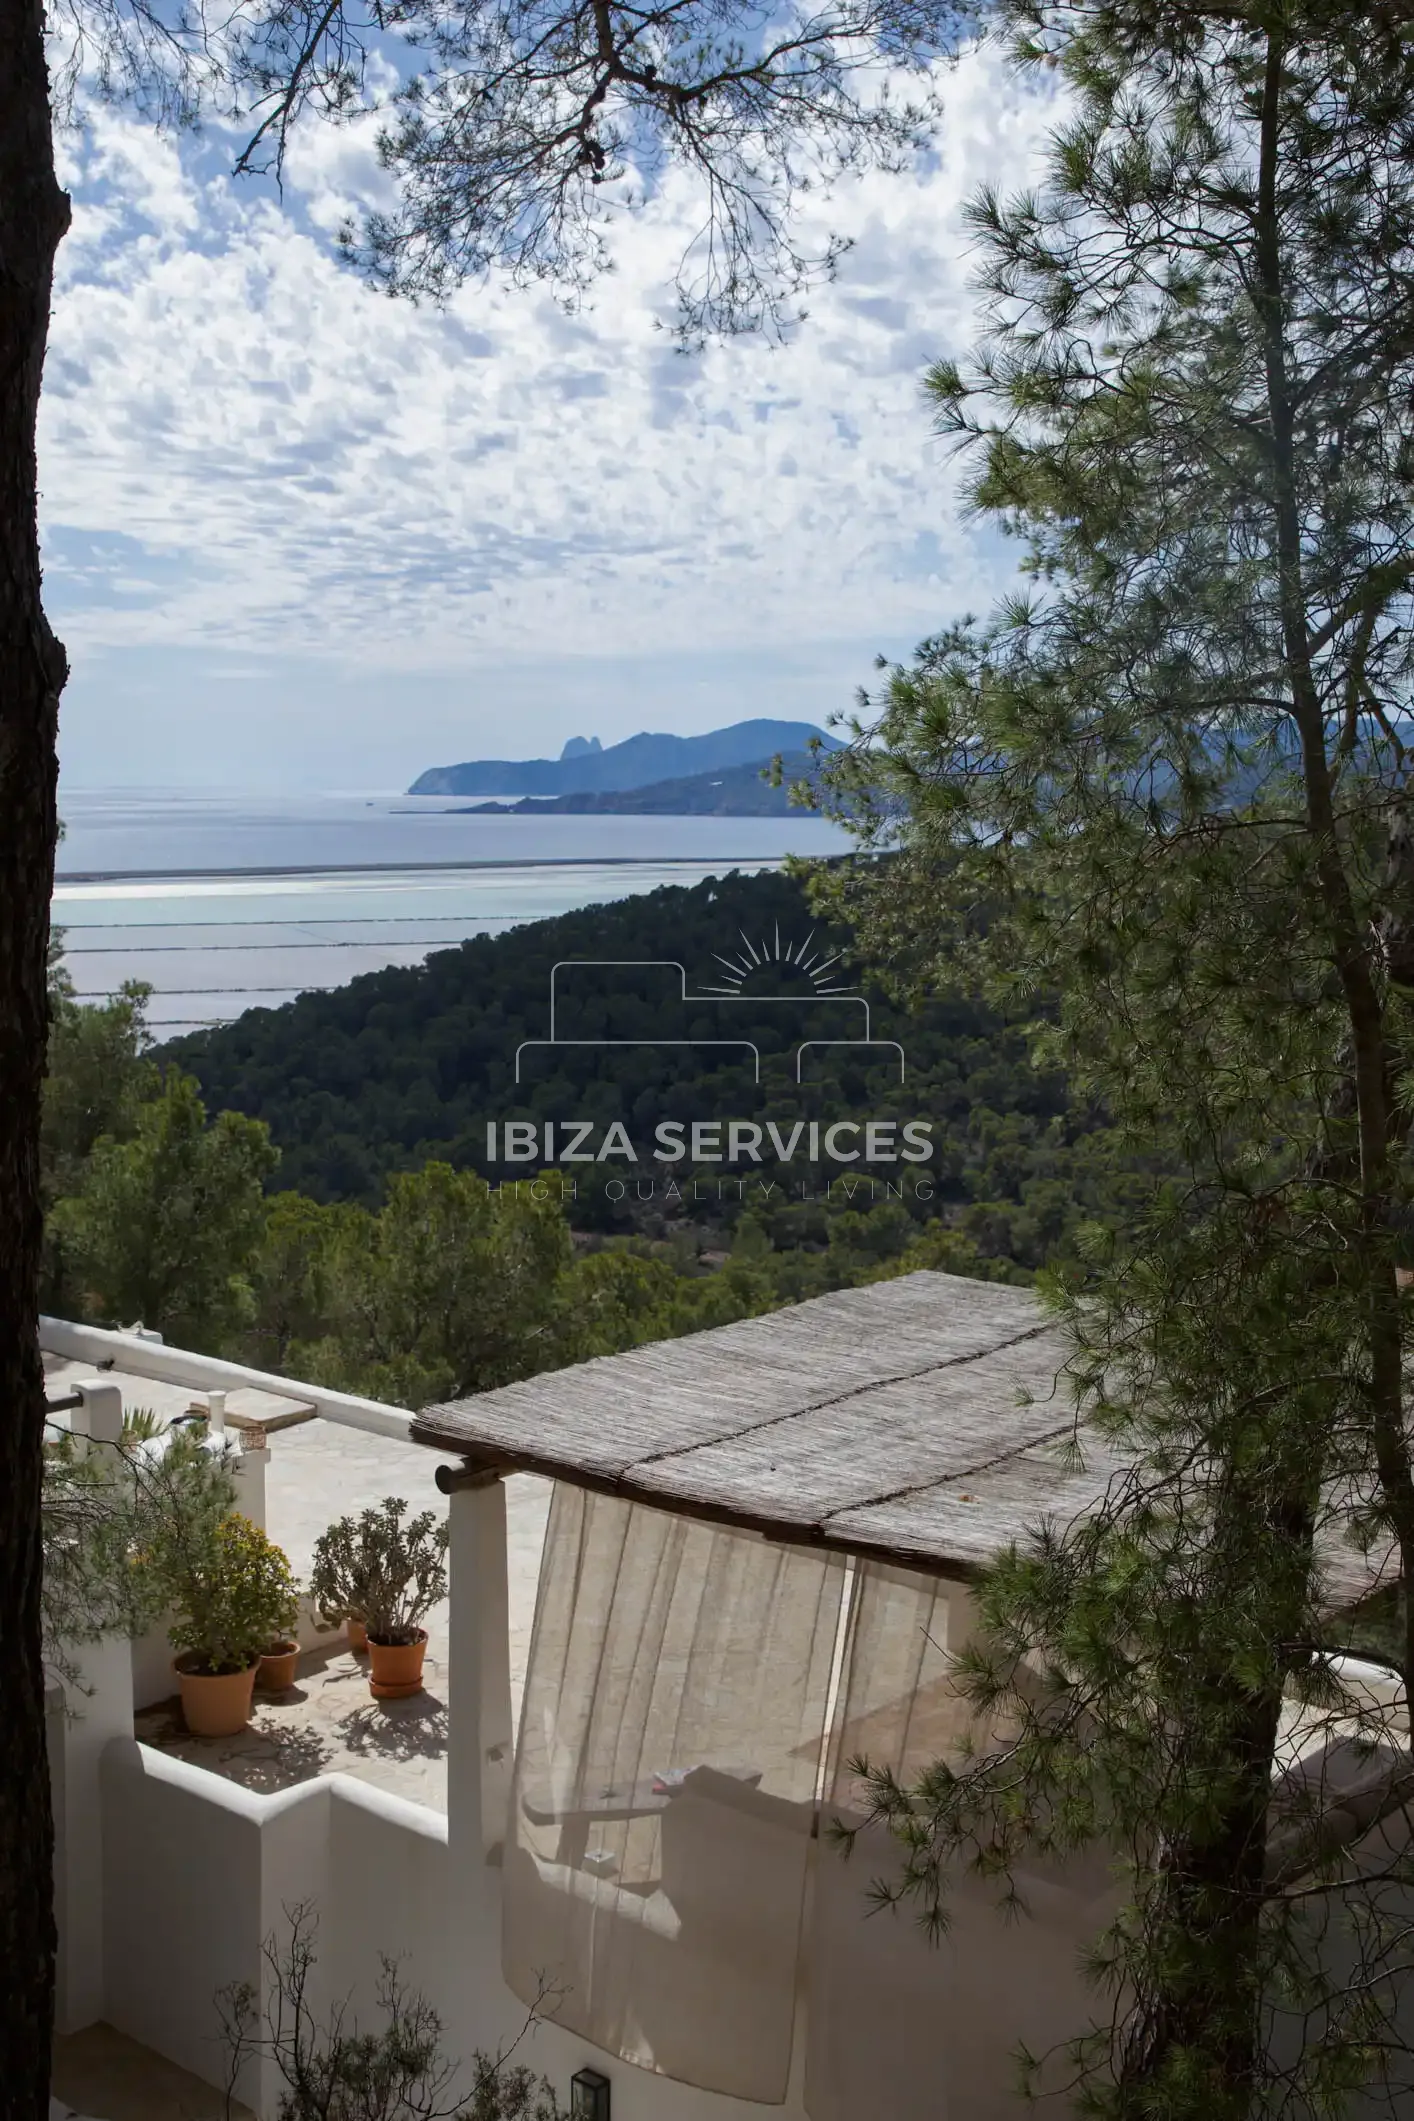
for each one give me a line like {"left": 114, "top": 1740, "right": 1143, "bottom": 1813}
{"left": 412, "top": 1268, "right": 1383, "bottom": 1609}
{"left": 414, "top": 1272, "right": 1088, "bottom": 1573}
{"left": 36, "top": 1277, "right": 1409, "bottom": 2119}
{"left": 410, "top": 1275, "right": 1114, "bottom": 2112}
{"left": 405, "top": 1272, "right": 1405, "bottom": 2117}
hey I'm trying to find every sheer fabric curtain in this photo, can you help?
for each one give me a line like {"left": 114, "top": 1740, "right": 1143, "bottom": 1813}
{"left": 805, "top": 1562, "right": 1114, "bottom": 2121}
{"left": 505, "top": 1485, "right": 845, "bottom": 2101}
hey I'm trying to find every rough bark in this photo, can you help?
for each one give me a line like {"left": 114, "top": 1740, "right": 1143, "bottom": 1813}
{"left": 1257, "top": 23, "right": 1414, "bottom": 1696}
{"left": 1115, "top": 1471, "right": 1319, "bottom": 2113}
{"left": 0, "top": 0, "right": 70, "bottom": 2111}
{"left": 1377, "top": 796, "right": 1414, "bottom": 1689}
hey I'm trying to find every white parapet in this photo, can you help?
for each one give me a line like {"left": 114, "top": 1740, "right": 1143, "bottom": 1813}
{"left": 40, "top": 1316, "right": 416, "bottom": 1442}
{"left": 50, "top": 1642, "right": 135, "bottom": 2036}
{"left": 98, "top": 1739, "right": 804, "bottom": 2121}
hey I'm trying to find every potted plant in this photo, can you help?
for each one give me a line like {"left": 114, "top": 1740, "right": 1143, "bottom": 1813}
{"left": 309, "top": 1514, "right": 375, "bottom": 1653}
{"left": 162, "top": 1513, "right": 299, "bottom": 1736}
{"left": 311, "top": 1497, "right": 448, "bottom": 1701}
{"left": 257, "top": 1604, "right": 303, "bottom": 1693}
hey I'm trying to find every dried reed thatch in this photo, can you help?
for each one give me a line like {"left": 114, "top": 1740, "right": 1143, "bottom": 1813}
{"left": 414, "top": 1273, "right": 1105, "bottom": 1580}
{"left": 413, "top": 1271, "right": 1393, "bottom": 1606}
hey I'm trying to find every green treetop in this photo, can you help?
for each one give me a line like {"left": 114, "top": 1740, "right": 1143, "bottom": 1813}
{"left": 50, "top": 1072, "right": 278, "bottom": 1347}
{"left": 814, "top": 3, "right": 1414, "bottom": 2113}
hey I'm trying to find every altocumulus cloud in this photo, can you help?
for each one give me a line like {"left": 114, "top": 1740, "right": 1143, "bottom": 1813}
{"left": 39, "top": 43, "right": 1060, "bottom": 785}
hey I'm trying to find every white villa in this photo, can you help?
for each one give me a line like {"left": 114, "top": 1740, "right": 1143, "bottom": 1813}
{"left": 40, "top": 1272, "right": 1413, "bottom": 2121}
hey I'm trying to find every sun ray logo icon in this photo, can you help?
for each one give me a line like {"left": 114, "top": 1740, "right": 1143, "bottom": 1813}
{"left": 700, "top": 923, "right": 851, "bottom": 997}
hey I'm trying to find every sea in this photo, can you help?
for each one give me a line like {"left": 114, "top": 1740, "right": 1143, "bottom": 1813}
{"left": 54, "top": 791, "right": 854, "bottom": 1037}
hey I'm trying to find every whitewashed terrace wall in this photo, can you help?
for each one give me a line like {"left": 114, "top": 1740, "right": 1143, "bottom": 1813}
{"left": 55, "top": 1456, "right": 802, "bottom": 2121}
{"left": 44, "top": 1345, "right": 1414, "bottom": 2118}
{"left": 99, "top": 1741, "right": 814, "bottom": 2121}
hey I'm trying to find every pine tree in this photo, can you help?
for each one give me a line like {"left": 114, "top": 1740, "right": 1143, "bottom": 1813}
{"left": 817, "top": 3, "right": 1414, "bottom": 2109}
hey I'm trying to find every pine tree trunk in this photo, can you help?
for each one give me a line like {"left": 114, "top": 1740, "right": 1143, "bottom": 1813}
{"left": 0, "top": 0, "right": 70, "bottom": 2112}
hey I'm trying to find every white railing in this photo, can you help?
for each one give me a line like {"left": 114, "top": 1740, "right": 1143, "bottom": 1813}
{"left": 39, "top": 1316, "right": 415, "bottom": 1443}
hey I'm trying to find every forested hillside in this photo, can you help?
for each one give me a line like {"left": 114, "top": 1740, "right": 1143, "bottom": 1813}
{"left": 166, "top": 866, "right": 1142, "bottom": 1267}
{"left": 41, "top": 865, "right": 1154, "bottom": 1407}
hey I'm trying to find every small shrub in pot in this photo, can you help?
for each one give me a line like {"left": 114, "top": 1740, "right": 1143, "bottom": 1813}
{"left": 161, "top": 1512, "right": 299, "bottom": 1735}
{"left": 311, "top": 1496, "right": 448, "bottom": 1699}
{"left": 41, "top": 1418, "right": 233, "bottom": 1687}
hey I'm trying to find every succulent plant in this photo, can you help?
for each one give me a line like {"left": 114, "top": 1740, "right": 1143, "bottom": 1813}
{"left": 310, "top": 1497, "right": 448, "bottom": 1647}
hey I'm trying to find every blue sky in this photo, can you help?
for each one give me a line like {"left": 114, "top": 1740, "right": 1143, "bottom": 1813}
{"left": 42, "top": 44, "right": 1059, "bottom": 792}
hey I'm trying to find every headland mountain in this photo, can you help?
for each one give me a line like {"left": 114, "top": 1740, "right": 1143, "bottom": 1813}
{"left": 408, "top": 719, "right": 839, "bottom": 797}
{"left": 455, "top": 751, "right": 826, "bottom": 817}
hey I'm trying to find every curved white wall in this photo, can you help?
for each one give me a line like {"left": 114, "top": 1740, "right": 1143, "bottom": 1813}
{"left": 98, "top": 1741, "right": 808, "bottom": 2121}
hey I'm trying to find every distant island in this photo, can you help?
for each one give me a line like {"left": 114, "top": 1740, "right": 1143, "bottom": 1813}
{"left": 455, "top": 752, "right": 829, "bottom": 817}
{"left": 407, "top": 718, "right": 840, "bottom": 798}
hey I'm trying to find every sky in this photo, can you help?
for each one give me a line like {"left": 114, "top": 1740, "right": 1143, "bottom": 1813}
{"left": 41, "top": 40, "right": 1061, "bottom": 793}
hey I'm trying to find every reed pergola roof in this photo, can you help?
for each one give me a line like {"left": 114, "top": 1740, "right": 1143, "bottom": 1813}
{"left": 414, "top": 1272, "right": 1109, "bottom": 1579}
{"left": 413, "top": 1270, "right": 1394, "bottom": 1606}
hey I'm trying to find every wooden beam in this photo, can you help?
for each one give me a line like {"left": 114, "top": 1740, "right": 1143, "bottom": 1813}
{"left": 427, "top": 1445, "right": 980, "bottom": 1584}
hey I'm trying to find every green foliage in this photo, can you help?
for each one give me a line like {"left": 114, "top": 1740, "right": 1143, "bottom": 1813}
{"left": 39, "top": 868, "right": 1152, "bottom": 1395}
{"left": 41, "top": 1423, "right": 237, "bottom": 1679}
{"left": 41, "top": 979, "right": 159, "bottom": 1312}
{"left": 274, "top": 1163, "right": 576, "bottom": 1406}
{"left": 340, "top": 1161, "right": 570, "bottom": 1405}
{"left": 256, "top": 1160, "right": 1038, "bottom": 1401}
{"left": 244, "top": 1190, "right": 362, "bottom": 1372}
{"left": 38, "top": 952, "right": 1042, "bottom": 1403}
{"left": 557, "top": 1246, "right": 689, "bottom": 1358}
{"left": 120, "top": 1405, "right": 169, "bottom": 1442}
{"left": 42, "top": 978, "right": 157, "bottom": 1201}
{"left": 310, "top": 1498, "right": 449, "bottom": 1647}
{"left": 165, "top": 867, "right": 1131, "bottom": 1273}
{"left": 49, "top": 1069, "right": 279, "bottom": 1346}
{"left": 154, "top": 1496, "right": 299, "bottom": 1676}
{"left": 219, "top": 1907, "right": 564, "bottom": 2120}
{"left": 42, "top": 1434, "right": 160, "bottom": 1668}
{"left": 814, "top": 3, "right": 1414, "bottom": 2114}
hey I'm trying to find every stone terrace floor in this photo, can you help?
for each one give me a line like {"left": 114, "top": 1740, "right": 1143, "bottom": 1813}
{"left": 124, "top": 1410, "right": 552, "bottom": 1812}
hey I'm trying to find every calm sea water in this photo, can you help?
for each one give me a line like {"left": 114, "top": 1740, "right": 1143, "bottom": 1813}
{"left": 54, "top": 792, "right": 851, "bottom": 1034}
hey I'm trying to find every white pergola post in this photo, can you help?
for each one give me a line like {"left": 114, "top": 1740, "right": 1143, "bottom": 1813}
{"left": 447, "top": 1475, "right": 514, "bottom": 1864}
{"left": 64, "top": 1378, "right": 123, "bottom": 1453}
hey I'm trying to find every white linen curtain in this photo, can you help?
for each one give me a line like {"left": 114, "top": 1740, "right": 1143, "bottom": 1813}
{"left": 804, "top": 1562, "right": 1114, "bottom": 2121}
{"left": 504, "top": 1485, "right": 846, "bottom": 2101}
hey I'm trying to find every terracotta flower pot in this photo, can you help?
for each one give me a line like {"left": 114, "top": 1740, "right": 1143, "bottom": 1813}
{"left": 347, "top": 1619, "right": 368, "bottom": 1654}
{"left": 367, "top": 1629, "right": 428, "bottom": 1700}
{"left": 175, "top": 1654, "right": 259, "bottom": 1738}
{"left": 258, "top": 1641, "right": 300, "bottom": 1691}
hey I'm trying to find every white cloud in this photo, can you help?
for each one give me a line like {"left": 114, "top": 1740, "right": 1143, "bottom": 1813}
{"left": 41, "top": 45, "right": 1061, "bottom": 779}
